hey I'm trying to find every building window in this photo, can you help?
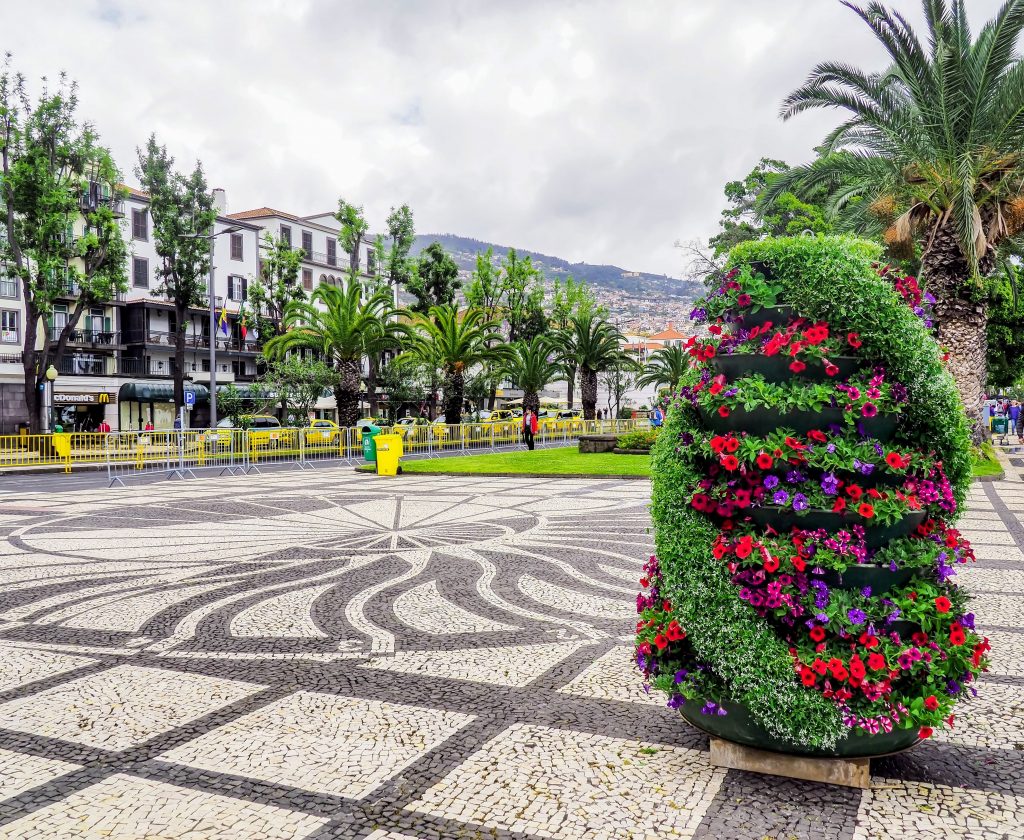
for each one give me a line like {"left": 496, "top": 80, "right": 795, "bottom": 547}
{"left": 230, "top": 232, "right": 243, "bottom": 261}
{"left": 301, "top": 230, "right": 313, "bottom": 256}
{"left": 302, "top": 268, "right": 313, "bottom": 291}
{"left": 366, "top": 249, "right": 377, "bottom": 275}
{"left": 0, "top": 309, "right": 17, "bottom": 343}
{"left": 0, "top": 274, "right": 17, "bottom": 299}
{"left": 227, "top": 275, "right": 247, "bottom": 301}
{"left": 132, "top": 256, "right": 149, "bottom": 288}
{"left": 326, "top": 238, "right": 336, "bottom": 266}
{"left": 132, "top": 208, "right": 148, "bottom": 241}
{"left": 280, "top": 225, "right": 291, "bottom": 247}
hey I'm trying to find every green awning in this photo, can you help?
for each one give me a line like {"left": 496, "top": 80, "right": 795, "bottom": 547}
{"left": 118, "top": 382, "right": 210, "bottom": 404}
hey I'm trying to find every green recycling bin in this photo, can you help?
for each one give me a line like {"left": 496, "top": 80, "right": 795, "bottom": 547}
{"left": 992, "top": 416, "right": 1008, "bottom": 435}
{"left": 361, "top": 424, "right": 382, "bottom": 461}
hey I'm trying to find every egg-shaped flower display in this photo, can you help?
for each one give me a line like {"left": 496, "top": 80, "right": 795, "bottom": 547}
{"left": 635, "top": 235, "right": 990, "bottom": 756}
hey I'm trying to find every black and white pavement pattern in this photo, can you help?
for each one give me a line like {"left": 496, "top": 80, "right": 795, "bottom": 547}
{"left": 0, "top": 467, "right": 1020, "bottom": 839}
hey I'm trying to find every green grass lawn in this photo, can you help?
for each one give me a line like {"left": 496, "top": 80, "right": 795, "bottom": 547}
{"left": 972, "top": 443, "right": 1004, "bottom": 478}
{"left": 367, "top": 446, "right": 651, "bottom": 477}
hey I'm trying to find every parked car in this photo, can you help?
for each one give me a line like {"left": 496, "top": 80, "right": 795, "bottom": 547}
{"left": 212, "top": 415, "right": 293, "bottom": 448}
{"left": 304, "top": 418, "right": 342, "bottom": 445}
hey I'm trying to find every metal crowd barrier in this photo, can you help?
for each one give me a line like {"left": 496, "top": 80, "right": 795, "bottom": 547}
{"left": 42, "top": 417, "right": 647, "bottom": 486}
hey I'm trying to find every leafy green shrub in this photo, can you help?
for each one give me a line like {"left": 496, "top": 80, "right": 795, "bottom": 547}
{"left": 617, "top": 429, "right": 660, "bottom": 451}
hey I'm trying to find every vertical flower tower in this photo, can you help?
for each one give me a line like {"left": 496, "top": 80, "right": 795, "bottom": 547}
{"left": 636, "top": 236, "right": 990, "bottom": 759}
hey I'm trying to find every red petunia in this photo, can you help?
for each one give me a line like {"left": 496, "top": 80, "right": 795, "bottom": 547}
{"left": 721, "top": 454, "right": 740, "bottom": 471}
{"left": 737, "top": 293, "right": 752, "bottom": 307}
{"left": 654, "top": 634, "right": 668, "bottom": 650}
{"left": 708, "top": 324, "right": 722, "bottom": 335}
{"left": 919, "top": 726, "right": 934, "bottom": 739}
{"left": 924, "top": 695, "right": 939, "bottom": 711}
{"left": 845, "top": 485, "right": 863, "bottom": 501}
{"left": 709, "top": 436, "right": 727, "bottom": 454}
{"left": 718, "top": 405, "right": 730, "bottom": 417}
{"left": 756, "top": 452, "right": 774, "bottom": 469}
{"left": 949, "top": 623, "right": 966, "bottom": 646}
{"left": 885, "top": 452, "right": 907, "bottom": 470}
{"left": 824, "top": 363, "right": 839, "bottom": 377}
{"left": 800, "top": 667, "right": 817, "bottom": 687}
{"left": 849, "top": 655, "right": 866, "bottom": 680}
{"left": 934, "top": 596, "right": 951, "bottom": 614}
{"left": 809, "top": 626, "right": 826, "bottom": 642}
{"left": 858, "top": 502, "right": 875, "bottom": 519}
{"left": 789, "top": 360, "right": 807, "bottom": 374}
{"left": 832, "top": 497, "right": 847, "bottom": 513}
{"left": 867, "top": 653, "right": 886, "bottom": 671}
{"left": 724, "top": 437, "right": 740, "bottom": 453}
{"left": 790, "top": 554, "right": 806, "bottom": 572}
{"left": 735, "top": 536, "right": 754, "bottom": 559}
{"left": 847, "top": 332, "right": 862, "bottom": 348}
{"left": 811, "top": 658, "right": 828, "bottom": 675}
{"left": 709, "top": 381, "right": 724, "bottom": 395}
{"left": 807, "top": 430, "right": 827, "bottom": 443}
{"left": 763, "top": 555, "right": 779, "bottom": 573}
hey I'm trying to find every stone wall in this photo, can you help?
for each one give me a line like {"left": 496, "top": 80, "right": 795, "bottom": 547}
{"left": 0, "top": 383, "right": 28, "bottom": 436}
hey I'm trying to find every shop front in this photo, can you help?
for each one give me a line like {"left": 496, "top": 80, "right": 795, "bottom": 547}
{"left": 52, "top": 391, "right": 116, "bottom": 432}
{"left": 117, "top": 382, "right": 210, "bottom": 430}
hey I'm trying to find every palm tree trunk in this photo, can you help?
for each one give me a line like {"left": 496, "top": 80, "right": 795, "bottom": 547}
{"left": 580, "top": 367, "right": 598, "bottom": 420}
{"left": 523, "top": 389, "right": 539, "bottom": 415}
{"left": 922, "top": 224, "right": 990, "bottom": 440}
{"left": 566, "top": 364, "right": 577, "bottom": 409}
{"left": 335, "top": 358, "right": 362, "bottom": 427}
{"left": 443, "top": 368, "right": 464, "bottom": 425}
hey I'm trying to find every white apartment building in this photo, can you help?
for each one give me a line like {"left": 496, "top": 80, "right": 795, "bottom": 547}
{"left": 0, "top": 185, "right": 381, "bottom": 434}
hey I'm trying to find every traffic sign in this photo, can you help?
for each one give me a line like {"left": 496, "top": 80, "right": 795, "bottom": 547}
{"left": 184, "top": 391, "right": 196, "bottom": 408}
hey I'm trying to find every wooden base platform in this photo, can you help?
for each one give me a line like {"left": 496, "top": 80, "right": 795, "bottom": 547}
{"left": 709, "top": 738, "right": 871, "bottom": 789}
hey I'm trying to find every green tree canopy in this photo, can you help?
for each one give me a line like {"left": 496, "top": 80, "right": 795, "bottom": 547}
{"left": 335, "top": 198, "right": 368, "bottom": 273}
{"left": 408, "top": 241, "right": 461, "bottom": 313}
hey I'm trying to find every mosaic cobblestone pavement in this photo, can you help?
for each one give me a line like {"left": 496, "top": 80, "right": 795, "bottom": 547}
{"left": 0, "top": 468, "right": 1021, "bottom": 839}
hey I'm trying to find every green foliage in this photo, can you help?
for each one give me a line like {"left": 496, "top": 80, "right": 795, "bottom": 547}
{"left": 502, "top": 335, "right": 562, "bottom": 411}
{"left": 547, "top": 274, "right": 600, "bottom": 329}
{"left": 637, "top": 345, "right": 688, "bottom": 391}
{"left": 709, "top": 158, "right": 832, "bottom": 259}
{"left": 0, "top": 61, "right": 128, "bottom": 431}
{"left": 259, "top": 356, "right": 339, "bottom": 421}
{"left": 407, "top": 241, "right": 461, "bottom": 313}
{"left": 217, "top": 383, "right": 249, "bottom": 428}
{"left": 247, "top": 232, "right": 304, "bottom": 344}
{"left": 727, "top": 235, "right": 972, "bottom": 507}
{"left": 499, "top": 248, "right": 545, "bottom": 343}
{"left": 464, "top": 247, "right": 502, "bottom": 319}
{"left": 617, "top": 428, "right": 660, "bottom": 450}
{"left": 384, "top": 204, "right": 415, "bottom": 289}
{"left": 555, "top": 311, "right": 630, "bottom": 419}
{"left": 986, "top": 267, "right": 1024, "bottom": 388}
{"left": 334, "top": 198, "right": 368, "bottom": 273}
{"left": 380, "top": 448, "right": 651, "bottom": 477}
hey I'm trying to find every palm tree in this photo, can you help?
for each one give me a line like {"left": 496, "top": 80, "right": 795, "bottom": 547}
{"left": 637, "top": 345, "right": 688, "bottom": 392}
{"left": 503, "top": 335, "right": 563, "bottom": 415}
{"left": 557, "top": 312, "right": 629, "bottom": 420}
{"left": 263, "top": 282, "right": 405, "bottom": 427}
{"left": 769, "top": 0, "right": 1024, "bottom": 431}
{"left": 402, "top": 305, "right": 512, "bottom": 425}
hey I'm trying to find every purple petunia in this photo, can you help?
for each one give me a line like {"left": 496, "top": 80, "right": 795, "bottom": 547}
{"left": 792, "top": 493, "right": 809, "bottom": 511}
{"left": 820, "top": 473, "right": 840, "bottom": 496}
{"left": 772, "top": 489, "right": 790, "bottom": 506}
{"left": 764, "top": 475, "right": 780, "bottom": 490}
{"left": 847, "top": 608, "right": 867, "bottom": 626}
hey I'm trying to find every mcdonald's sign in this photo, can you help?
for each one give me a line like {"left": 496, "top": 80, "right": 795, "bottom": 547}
{"left": 54, "top": 392, "right": 116, "bottom": 405}
{"left": 98, "top": 392, "right": 109, "bottom": 404}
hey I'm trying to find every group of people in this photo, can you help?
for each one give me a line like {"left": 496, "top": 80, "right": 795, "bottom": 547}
{"left": 991, "top": 398, "right": 1024, "bottom": 442}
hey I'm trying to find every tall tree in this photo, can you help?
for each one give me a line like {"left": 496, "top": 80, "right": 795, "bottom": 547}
{"left": 500, "top": 248, "right": 545, "bottom": 343}
{"left": 464, "top": 247, "right": 502, "bottom": 320}
{"left": 247, "top": 232, "right": 303, "bottom": 345}
{"left": 0, "top": 64, "right": 127, "bottom": 433}
{"left": 335, "top": 198, "right": 368, "bottom": 273}
{"left": 384, "top": 203, "right": 415, "bottom": 290}
{"left": 547, "top": 275, "right": 599, "bottom": 409}
{"left": 263, "top": 283, "right": 404, "bottom": 427}
{"left": 407, "top": 241, "right": 461, "bottom": 313}
{"left": 401, "top": 305, "right": 512, "bottom": 425}
{"left": 986, "top": 261, "right": 1024, "bottom": 388}
{"left": 136, "top": 134, "right": 216, "bottom": 412}
{"left": 770, "top": 0, "right": 1024, "bottom": 433}
{"left": 601, "top": 359, "right": 637, "bottom": 419}
{"left": 502, "top": 335, "right": 562, "bottom": 415}
{"left": 637, "top": 345, "right": 688, "bottom": 392}
{"left": 556, "top": 312, "right": 628, "bottom": 420}
{"left": 259, "top": 355, "right": 339, "bottom": 423}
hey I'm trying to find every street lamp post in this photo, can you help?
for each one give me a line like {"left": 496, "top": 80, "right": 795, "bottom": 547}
{"left": 183, "top": 224, "right": 241, "bottom": 429}
{"left": 43, "top": 364, "right": 58, "bottom": 433}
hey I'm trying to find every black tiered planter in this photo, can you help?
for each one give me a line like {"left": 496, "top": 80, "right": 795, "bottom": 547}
{"left": 819, "top": 563, "right": 916, "bottom": 594}
{"left": 698, "top": 405, "right": 898, "bottom": 440}
{"left": 679, "top": 698, "right": 920, "bottom": 758}
{"left": 746, "top": 506, "right": 926, "bottom": 549}
{"left": 711, "top": 353, "right": 860, "bottom": 385}
{"left": 728, "top": 305, "right": 797, "bottom": 332}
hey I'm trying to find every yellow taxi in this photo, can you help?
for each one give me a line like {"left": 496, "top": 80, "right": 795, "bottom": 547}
{"left": 303, "top": 418, "right": 342, "bottom": 445}
{"left": 212, "top": 415, "right": 294, "bottom": 449}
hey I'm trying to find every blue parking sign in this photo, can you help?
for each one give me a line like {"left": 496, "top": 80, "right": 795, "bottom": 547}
{"left": 184, "top": 391, "right": 195, "bottom": 408}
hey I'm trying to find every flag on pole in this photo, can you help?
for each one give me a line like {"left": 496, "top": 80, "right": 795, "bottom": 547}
{"left": 239, "top": 301, "right": 248, "bottom": 341}
{"left": 218, "top": 305, "right": 229, "bottom": 336}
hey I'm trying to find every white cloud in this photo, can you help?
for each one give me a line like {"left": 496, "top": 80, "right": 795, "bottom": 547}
{"left": 4, "top": 0, "right": 1007, "bottom": 276}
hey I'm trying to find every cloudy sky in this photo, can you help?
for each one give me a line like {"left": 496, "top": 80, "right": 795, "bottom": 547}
{"left": 5, "top": 1, "right": 1007, "bottom": 276}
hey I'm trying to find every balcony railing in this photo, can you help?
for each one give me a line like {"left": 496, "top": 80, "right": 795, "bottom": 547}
{"left": 0, "top": 352, "right": 22, "bottom": 365}
{"left": 47, "top": 328, "right": 121, "bottom": 347}
{"left": 56, "top": 356, "right": 111, "bottom": 376}
{"left": 79, "top": 183, "right": 125, "bottom": 217}
{"left": 122, "top": 330, "right": 258, "bottom": 353}
{"left": 307, "top": 250, "right": 339, "bottom": 268}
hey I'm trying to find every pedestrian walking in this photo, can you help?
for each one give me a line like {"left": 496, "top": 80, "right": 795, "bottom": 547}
{"left": 144, "top": 420, "right": 154, "bottom": 431}
{"left": 522, "top": 408, "right": 538, "bottom": 450}
{"left": 650, "top": 404, "right": 664, "bottom": 428}
{"left": 98, "top": 419, "right": 111, "bottom": 434}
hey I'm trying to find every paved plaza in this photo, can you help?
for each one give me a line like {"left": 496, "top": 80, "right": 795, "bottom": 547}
{"left": 0, "top": 467, "right": 1020, "bottom": 838}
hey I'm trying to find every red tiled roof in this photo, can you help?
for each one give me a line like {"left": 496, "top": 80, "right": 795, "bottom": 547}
{"left": 648, "top": 322, "right": 687, "bottom": 340}
{"left": 225, "top": 207, "right": 304, "bottom": 222}
{"left": 118, "top": 184, "right": 149, "bottom": 198}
